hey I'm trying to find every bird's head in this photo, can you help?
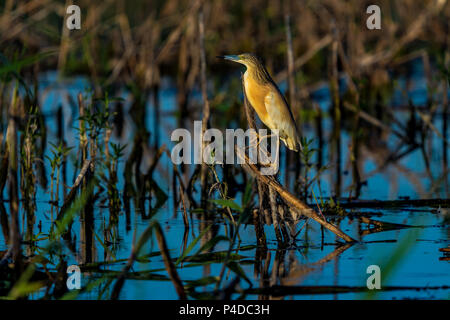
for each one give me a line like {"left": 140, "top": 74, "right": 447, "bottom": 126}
{"left": 217, "top": 53, "right": 263, "bottom": 70}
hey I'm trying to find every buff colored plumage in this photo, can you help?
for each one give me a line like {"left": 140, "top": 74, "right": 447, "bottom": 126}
{"left": 219, "top": 53, "right": 301, "bottom": 151}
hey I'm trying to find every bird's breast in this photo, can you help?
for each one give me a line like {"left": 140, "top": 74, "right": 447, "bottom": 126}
{"left": 243, "top": 75, "right": 271, "bottom": 127}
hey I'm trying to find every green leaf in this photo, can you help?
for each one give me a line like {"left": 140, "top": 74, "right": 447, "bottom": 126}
{"left": 226, "top": 261, "right": 252, "bottom": 286}
{"left": 193, "top": 236, "right": 230, "bottom": 257}
{"left": 175, "top": 225, "right": 212, "bottom": 265}
{"left": 210, "top": 199, "right": 243, "bottom": 213}
{"left": 242, "top": 179, "right": 253, "bottom": 207}
{"left": 0, "top": 51, "right": 56, "bottom": 75}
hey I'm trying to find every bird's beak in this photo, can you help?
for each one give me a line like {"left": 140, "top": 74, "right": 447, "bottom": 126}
{"left": 217, "top": 55, "right": 241, "bottom": 63}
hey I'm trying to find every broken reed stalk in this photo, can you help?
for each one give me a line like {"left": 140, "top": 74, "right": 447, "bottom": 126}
{"left": 22, "top": 109, "right": 38, "bottom": 246}
{"left": 56, "top": 106, "right": 66, "bottom": 201}
{"left": 77, "top": 93, "right": 87, "bottom": 163}
{"left": 0, "top": 201, "right": 9, "bottom": 245}
{"left": 269, "top": 186, "right": 282, "bottom": 242}
{"left": 75, "top": 92, "right": 95, "bottom": 262}
{"left": 274, "top": 35, "right": 333, "bottom": 83}
{"left": 336, "top": 38, "right": 363, "bottom": 199}
{"left": 154, "top": 0, "right": 202, "bottom": 65}
{"left": 179, "top": 185, "right": 189, "bottom": 228}
{"left": 339, "top": 198, "right": 450, "bottom": 208}
{"left": 154, "top": 222, "right": 187, "bottom": 299}
{"left": 237, "top": 284, "right": 450, "bottom": 297}
{"left": 236, "top": 148, "right": 355, "bottom": 243}
{"left": 111, "top": 222, "right": 153, "bottom": 300}
{"left": 139, "top": 144, "right": 166, "bottom": 217}
{"left": 168, "top": 154, "right": 187, "bottom": 191}
{"left": 284, "top": 4, "right": 297, "bottom": 119}
{"left": 342, "top": 101, "right": 414, "bottom": 144}
{"left": 147, "top": 144, "right": 166, "bottom": 175}
{"left": 152, "top": 82, "right": 161, "bottom": 149}
{"left": 283, "top": 4, "right": 298, "bottom": 189}
{"left": 0, "top": 134, "right": 7, "bottom": 196}
{"left": 179, "top": 184, "right": 190, "bottom": 261}
{"left": 330, "top": 22, "right": 342, "bottom": 197}
{"left": 56, "top": 159, "right": 92, "bottom": 221}
{"left": 444, "top": 80, "right": 448, "bottom": 178}
{"left": 358, "top": 216, "right": 412, "bottom": 230}
{"left": 164, "top": 148, "right": 197, "bottom": 208}
{"left": 5, "top": 86, "right": 22, "bottom": 274}
{"left": 198, "top": 7, "right": 210, "bottom": 207}
{"left": 314, "top": 103, "right": 324, "bottom": 169}
{"left": 442, "top": 48, "right": 449, "bottom": 179}
{"left": 357, "top": 0, "right": 447, "bottom": 69}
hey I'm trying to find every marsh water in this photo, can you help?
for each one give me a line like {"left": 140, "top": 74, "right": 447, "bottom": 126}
{"left": 1, "top": 58, "right": 449, "bottom": 300}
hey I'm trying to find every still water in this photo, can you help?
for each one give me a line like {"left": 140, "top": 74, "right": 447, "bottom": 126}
{"left": 1, "top": 58, "right": 449, "bottom": 299}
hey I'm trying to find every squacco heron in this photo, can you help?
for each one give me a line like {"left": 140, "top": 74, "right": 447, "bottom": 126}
{"left": 218, "top": 53, "right": 301, "bottom": 151}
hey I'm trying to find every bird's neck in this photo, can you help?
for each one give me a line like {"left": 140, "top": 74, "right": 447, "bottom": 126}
{"left": 244, "top": 64, "right": 272, "bottom": 85}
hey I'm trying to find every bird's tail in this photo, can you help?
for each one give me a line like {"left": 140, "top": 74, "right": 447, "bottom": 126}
{"left": 282, "top": 136, "right": 301, "bottom": 152}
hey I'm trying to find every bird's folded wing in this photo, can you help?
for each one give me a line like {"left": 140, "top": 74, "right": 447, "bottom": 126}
{"left": 264, "top": 89, "right": 299, "bottom": 146}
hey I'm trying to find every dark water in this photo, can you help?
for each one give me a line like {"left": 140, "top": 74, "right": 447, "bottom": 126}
{"left": 1, "top": 58, "right": 449, "bottom": 299}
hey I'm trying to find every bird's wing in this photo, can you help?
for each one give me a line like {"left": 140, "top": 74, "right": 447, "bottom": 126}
{"left": 264, "top": 86, "right": 300, "bottom": 151}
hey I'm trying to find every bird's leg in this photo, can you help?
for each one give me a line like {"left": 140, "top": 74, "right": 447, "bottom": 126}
{"left": 258, "top": 136, "right": 280, "bottom": 173}
{"left": 246, "top": 133, "right": 278, "bottom": 150}
{"left": 243, "top": 131, "right": 280, "bottom": 173}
